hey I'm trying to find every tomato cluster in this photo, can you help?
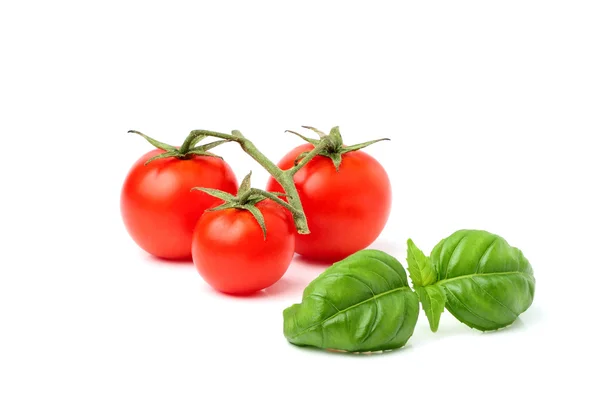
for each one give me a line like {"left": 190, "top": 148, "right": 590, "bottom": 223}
{"left": 120, "top": 127, "right": 391, "bottom": 295}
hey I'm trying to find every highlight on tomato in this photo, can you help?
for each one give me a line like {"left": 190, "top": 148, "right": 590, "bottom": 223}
{"left": 191, "top": 173, "right": 295, "bottom": 295}
{"left": 266, "top": 126, "right": 391, "bottom": 262}
{"left": 121, "top": 131, "right": 237, "bottom": 260}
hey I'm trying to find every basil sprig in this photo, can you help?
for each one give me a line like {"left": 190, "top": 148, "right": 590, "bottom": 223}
{"left": 283, "top": 230, "right": 536, "bottom": 353}
{"left": 408, "top": 229, "right": 535, "bottom": 332}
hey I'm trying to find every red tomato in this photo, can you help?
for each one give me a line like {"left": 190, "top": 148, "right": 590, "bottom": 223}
{"left": 121, "top": 149, "right": 237, "bottom": 260}
{"left": 266, "top": 144, "right": 391, "bottom": 262}
{"left": 192, "top": 199, "right": 295, "bottom": 294}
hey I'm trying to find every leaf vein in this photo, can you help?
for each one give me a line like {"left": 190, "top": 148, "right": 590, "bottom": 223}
{"left": 469, "top": 277, "right": 518, "bottom": 318}
{"left": 307, "top": 294, "right": 340, "bottom": 312}
{"left": 323, "top": 273, "right": 376, "bottom": 296}
{"left": 366, "top": 255, "right": 407, "bottom": 286}
{"left": 437, "top": 271, "right": 532, "bottom": 286}
{"left": 382, "top": 292, "right": 409, "bottom": 345}
{"left": 444, "top": 234, "right": 469, "bottom": 279}
{"left": 360, "top": 298, "right": 379, "bottom": 345}
{"left": 289, "top": 287, "right": 411, "bottom": 340}
{"left": 474, "top": 238, "right": 498, "bottom": 273}
{"left": 444, "top": 287, "right": 500, "bottom": 325}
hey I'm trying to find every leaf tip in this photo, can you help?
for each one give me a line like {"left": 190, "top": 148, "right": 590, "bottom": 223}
{"left": 331, "top": 153, "right": 342, "bottom": 171}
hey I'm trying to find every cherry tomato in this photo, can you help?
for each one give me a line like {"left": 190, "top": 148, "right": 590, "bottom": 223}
{"left": 192, "top": 199, "right": 295, "bottom": 294}
{"left": 266, "top": 144, "right": 391, "bottom": 262}
{"left": 121, "top": 149, "right": 237, "bottom": 260}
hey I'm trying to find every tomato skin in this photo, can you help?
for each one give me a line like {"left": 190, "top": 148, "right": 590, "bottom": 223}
{"left": 192, "top": 200, "right": 295, "bottom": 294}
{"left": 120, "top": 149, "right": 238, "bottom": 260}
{"left": 266, "top": 144, "right": 391, "bottom": 262}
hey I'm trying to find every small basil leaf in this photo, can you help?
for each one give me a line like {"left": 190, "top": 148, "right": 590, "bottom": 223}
{"left": 415, "top": 285, "right": 446, "bottom": 332}
{"left": 431, "top": 230, "right": 535, "bottom": 331}
{"left": 283, "top": 250, "right": 419, "bottom": 353}
{"left": 406, "top": 238, "right": 436, "bottom": 287}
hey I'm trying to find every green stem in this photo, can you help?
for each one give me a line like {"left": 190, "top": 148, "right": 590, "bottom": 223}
{"left": 234, "top": 131, "right": 286, "bottom": 179}
{"left": 187, "top": 134, "right": 207, "bottom": 149}
{"left": 188, "top": 130, "right": 245, "bottom": 143}
{"left": 179, "top": 132, "right": 202, "bottom": 154}
{"left": 251, "top": 188, "right": 303, "bottom": 215}
{"left": 288, "top": 139, "right": 330, "bottom": 176}
{"left": 237, "top": 190, "right": 254, "bottom": 204}
{"left": 187, "top": 129, "right": 331, "bottom": 234}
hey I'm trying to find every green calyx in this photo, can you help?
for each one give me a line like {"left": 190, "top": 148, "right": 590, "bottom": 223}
{"left": 191, "top": 172, "right": 298, "bottom": 240}
{"left": 285, "top": 125, "right": 390, "bottom": 171}
{"left": 128, "top": 130, "right": 229, "bottom": 164}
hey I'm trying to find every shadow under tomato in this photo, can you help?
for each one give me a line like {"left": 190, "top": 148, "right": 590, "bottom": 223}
{"left": 366, "top": 238, "right": 404, "bottom": 257}
{"left": 263, "top": 277, "right": 309, "bottom": 297}
{"left": 142, "top": 253, "right": 194, "bottom": 265}
{"left": 206, "top": 277, "right": 308, "bottom": 299}
{"left": 209, "top": 288, "right": 269, "bottom": 299}
{"left": 293, "top": 254, "right": 337, "bottom": 266}
{"left": 292, "top": 238, "right": 405, "bottom": 266}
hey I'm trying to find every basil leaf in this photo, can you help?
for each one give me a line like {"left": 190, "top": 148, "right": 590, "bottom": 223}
{"left": 283, "top": 250, "right": 419, "bottom": 352}
{"left": 415, "top": 285, "right": 446, "bottom": 332}
{"left": 431, "top": 230, "right": 535, "bottom": 331}
{"left": 406, "top": 238, "right": 436, "bottom": 287}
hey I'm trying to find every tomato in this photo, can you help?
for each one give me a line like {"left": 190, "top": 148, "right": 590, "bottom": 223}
{"left": 192, "top": 199, "right": 295, "bottom": 294}
{"left": 121, "top": 149, "right": 237, "bottom": 260}
{"left": 266, "top": 143, "right": 391, "bottom": 262}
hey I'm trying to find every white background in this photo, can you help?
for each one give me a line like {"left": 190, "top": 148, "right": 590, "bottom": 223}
{"left": 1, "top": 1, "right": 599, "bottom": 393}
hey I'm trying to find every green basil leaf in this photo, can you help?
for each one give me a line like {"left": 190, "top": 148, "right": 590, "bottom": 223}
{"left": 283, "top": 250, "right": 419, "bottom": 352}
{"left": 406, "top": 238, "right": 436, "bottom": 287}
{"left": 415, "top": 285, "right": 446, "bottom": 332}
{"left": 431, "top": 229, "right": 535, "bottom": 331}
